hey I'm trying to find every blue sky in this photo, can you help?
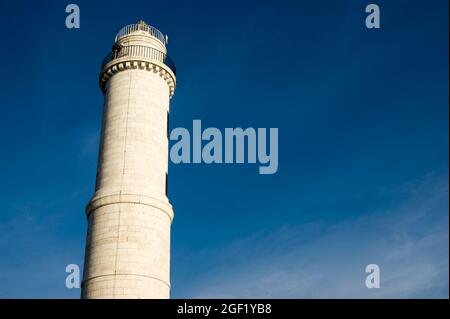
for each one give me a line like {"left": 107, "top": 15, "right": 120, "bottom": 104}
{"left": 0, "top": 0, "right": 448, "bottom": 298}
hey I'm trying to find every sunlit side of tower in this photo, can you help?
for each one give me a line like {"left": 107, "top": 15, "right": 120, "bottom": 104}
{"left": 81, "top": 20, "right": 176, "bottom": 299}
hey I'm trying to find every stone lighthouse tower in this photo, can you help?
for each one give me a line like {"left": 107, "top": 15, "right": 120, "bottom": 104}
{"left": 81, "top": 20, "right": 176, "bottom": 299}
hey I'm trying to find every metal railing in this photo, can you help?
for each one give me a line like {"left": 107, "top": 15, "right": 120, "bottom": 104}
{"left": 101, "top": 45, "right": 176, "bottom": 75}
{"left": 115, "top": 23, "right": 167, "bottom": 45}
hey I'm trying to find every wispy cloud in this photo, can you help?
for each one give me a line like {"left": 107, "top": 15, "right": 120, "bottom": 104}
{"left": 179, "top": 173, "right": 448, "bottom": 298}
{"left": 0, "top": 191, "right": 87, "bottom": 298}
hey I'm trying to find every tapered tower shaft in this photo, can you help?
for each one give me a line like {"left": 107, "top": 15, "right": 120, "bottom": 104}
{"left": 81, "top": 20, "right": 176, "bottom": 299}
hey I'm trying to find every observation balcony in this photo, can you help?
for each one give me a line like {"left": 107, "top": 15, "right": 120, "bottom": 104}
{"left": 114, "top": 22, "right": 168, "bottom": 45}
{"left": 101, "top": 44, "right": 176, "bottom": 76}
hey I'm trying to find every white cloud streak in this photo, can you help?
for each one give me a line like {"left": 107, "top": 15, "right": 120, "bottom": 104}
{"left": 180, "top": 173, "right": 448, "bottom": 298}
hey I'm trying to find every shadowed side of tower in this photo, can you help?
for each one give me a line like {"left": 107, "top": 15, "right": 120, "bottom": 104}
{"left": 81, "top": 20, "right": 176, "bottom": 299}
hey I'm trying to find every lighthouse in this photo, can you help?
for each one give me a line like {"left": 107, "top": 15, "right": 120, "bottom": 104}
{"left": 81, "top": 20, "right": 176, "bottom": 299}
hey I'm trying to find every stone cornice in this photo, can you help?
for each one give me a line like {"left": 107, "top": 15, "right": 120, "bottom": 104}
{"left": 99, "top": 57, "right": 176, "bottom": 98}
{"left": 86, "top": 193, "right": 174, "bottom": 222}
